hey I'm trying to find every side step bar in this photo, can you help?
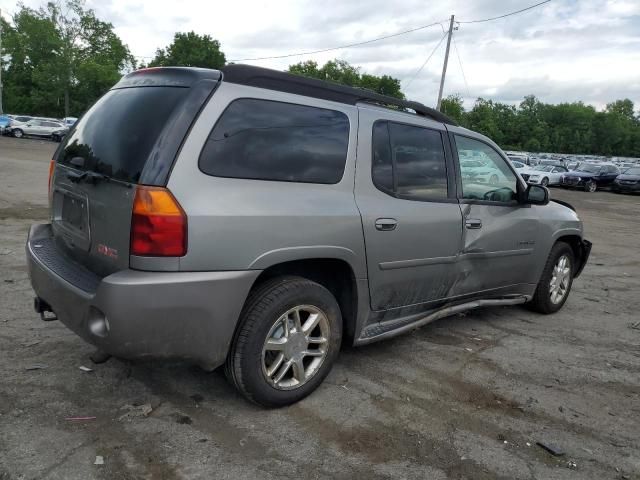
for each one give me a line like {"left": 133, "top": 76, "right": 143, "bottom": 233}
{"left": 34, "top": 297, "right": 58, "bottom": 321}
{"left": 357, "top": 296, "right": 529, "bottom": 345}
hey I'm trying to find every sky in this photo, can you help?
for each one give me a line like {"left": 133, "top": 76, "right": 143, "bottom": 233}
{"left": 1, "top": 0, "right": 639, "bottom": 110}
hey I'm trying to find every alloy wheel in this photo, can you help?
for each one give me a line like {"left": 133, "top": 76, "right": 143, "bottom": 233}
{"left": 549, "top": 254, "right": 571, "bottom": 304}
{"left": 261, "top": 305, "right": 330, "bottom": 390}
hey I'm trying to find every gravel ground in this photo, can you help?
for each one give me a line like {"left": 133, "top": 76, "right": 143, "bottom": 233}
{"left": 0, "top": 136, "right": 638, "bottom": 480}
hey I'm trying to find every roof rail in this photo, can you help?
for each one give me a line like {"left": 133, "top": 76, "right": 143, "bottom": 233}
{"left": 221, "top": 64, "right": 458, "bottom": 126}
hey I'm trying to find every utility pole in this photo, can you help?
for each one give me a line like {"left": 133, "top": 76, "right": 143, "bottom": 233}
{"left": 436, "top": 14, "right": 455, "bottom": 111}
{"left": 0, "top": 8, "right": 4, "bottom": 115}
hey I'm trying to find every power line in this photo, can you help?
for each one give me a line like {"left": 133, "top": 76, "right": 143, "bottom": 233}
{"left": 457, "top": 0, "right": 551, "bottom": 24}
{"left": 452, "top": 35, "right": 470, "bottom": 98}
{"left": 404, "top": 31, "right": 448, "bottom": 89}
{"left": 229, "top": 20, "right": 447, "bottom": 62}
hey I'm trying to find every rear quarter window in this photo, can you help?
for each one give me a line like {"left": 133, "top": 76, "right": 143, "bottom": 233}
{"left": 198, "top": 98, "right": 349, "bottom": 184}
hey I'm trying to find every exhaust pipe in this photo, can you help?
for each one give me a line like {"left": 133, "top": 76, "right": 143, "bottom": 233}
{"left": 33, "top": 297, "right": 58, "bottom": 321}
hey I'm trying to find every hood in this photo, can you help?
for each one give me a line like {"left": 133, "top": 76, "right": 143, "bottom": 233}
{"left": 564, "top": 170, "right": 597, "bottom": 178}
{"left": 616, "top": 173, "right": 640, "bottom": 181}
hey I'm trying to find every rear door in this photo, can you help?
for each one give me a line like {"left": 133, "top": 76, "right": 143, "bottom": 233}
{"left": 449, "top": 133, "right": 541, "bottom": 296}
{"left": 50, "top": 79, "right": 202, "bottom": 277}
{"left": 355, "top": 107, "right": 463, "bottom": 310}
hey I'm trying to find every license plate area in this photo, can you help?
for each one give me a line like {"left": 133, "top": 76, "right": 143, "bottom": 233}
{"left": 52, "top": 188, "right": 91, "bottom": 251}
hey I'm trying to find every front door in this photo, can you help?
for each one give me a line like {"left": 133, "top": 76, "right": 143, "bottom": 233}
{"left": 450, "top": 133, "right": 541, "bottom": 296}
{"left": 355, "top": 109, "right": 463, "bottom": 311}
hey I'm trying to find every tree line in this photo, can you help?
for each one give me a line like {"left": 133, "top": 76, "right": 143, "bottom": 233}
{"left": 1, "top": 0, "right": 638, "bottom": 157}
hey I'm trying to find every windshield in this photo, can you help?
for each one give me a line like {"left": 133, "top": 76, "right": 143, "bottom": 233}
{"left": 534, "top": 165, "right": 553, "bottom": 172}
{"left": 57, "top": 86, "right": 188, "bottom": 183}
{"left": 578, "top": 165, "right": 602, "bottom": 173}
{"left": 624, "top": 167, "right": 640, "bottom": 175}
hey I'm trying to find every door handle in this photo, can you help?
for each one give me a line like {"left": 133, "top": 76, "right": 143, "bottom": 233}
{"left": 375, "top": 218, "right": 397, "bottom": 231}
{"left": 465, "top": 218, "right": 482, "bottom": 229}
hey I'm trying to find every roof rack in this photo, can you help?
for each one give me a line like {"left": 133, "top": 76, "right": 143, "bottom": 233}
{"left": 221, "top": 64, "right": 458, "bottom": 126}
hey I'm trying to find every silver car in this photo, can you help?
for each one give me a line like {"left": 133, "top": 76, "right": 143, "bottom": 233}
{"left": 11, "top": 118, "right": 67, "bottom": 139}
{"left": 26, "top": 66, "right": 591, "bottom": 407}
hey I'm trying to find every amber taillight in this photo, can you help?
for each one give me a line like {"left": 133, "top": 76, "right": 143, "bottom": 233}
{"left": 130, "top": 186, "right": 187, "bottom": 257}
{"left": 48, "top": 159, "right": 55, "bottom": 198}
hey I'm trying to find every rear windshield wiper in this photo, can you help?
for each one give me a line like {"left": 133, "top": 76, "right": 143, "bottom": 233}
{"left": 66, "top": 170, "right": 110, "bottom": 185}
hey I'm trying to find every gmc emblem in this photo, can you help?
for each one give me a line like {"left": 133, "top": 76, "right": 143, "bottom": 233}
{"left": 97, "top": 244, "right": 118, "bottom": 260}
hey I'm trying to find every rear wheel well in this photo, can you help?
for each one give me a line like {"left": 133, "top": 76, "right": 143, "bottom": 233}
{"left": 249, "top": 259, "right": 358, "bottom": 344}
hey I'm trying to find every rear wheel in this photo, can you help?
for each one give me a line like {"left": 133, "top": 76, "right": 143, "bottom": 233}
{"left": 584, "top": 180, "right": 597, "bottom": 192}
{"left": 226, "top": 276, "right": 342, "bottom": 407}
{"left": 528, "top": 242, "right": 575, "bottom": 314}
{"left": 13, "top": 129, "right": 23, "bottom": 138}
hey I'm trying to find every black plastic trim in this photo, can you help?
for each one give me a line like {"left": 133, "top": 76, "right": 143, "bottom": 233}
{"left": 221, "top": 64, "right": 458, "bottom": 126}
{"left": 114, "top": 67, "right": 222, "bottom": 89}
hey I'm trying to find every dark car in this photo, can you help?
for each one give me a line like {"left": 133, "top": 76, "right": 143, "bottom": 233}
{"left": 51, "top": 129, "right": 68, "bottom": 142}
{"left": 560, "top": 164, "right": 620, "bottom": 192}
{"left": 612, "top": 167, "right": 640, "bottom": 194}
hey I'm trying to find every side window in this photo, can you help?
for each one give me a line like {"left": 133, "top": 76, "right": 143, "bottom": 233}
{"left": 455, "top": 135, "right": 518, "bottom": 202}
{"left": 371, "top": 121, "right": 448, "bottom": 201}
{"left": 199, "top": 98, "right": 349, "bottom": 184}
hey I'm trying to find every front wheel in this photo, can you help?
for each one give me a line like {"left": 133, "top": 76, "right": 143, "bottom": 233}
{"left": 226, "top": 276, "right": 342, "bottom": 407}
{"left": 13, "top": 129, "right": 23, "bottom": 138}
{"left": 541, "top": 177, "right": 549, "bottom": 187}
{"left": 528, "top": 242, "right": 575, "bottom": 314}
{"left": 584, "top": 180, "right": 597, "bottom": 192}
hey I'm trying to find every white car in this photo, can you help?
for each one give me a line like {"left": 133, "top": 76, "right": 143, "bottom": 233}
{"left": 520, "top": 165, "right": 569, "bottom": 186}
{"left": 510, "top": 160, "right": 527, "bottom": 170}
{"left": 11, "top": 119, "right": 67, "bottom": 139}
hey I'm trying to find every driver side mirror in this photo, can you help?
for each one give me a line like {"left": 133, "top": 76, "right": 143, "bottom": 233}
{"left": 524, "top": 184, "right": 549, "bottom": 205}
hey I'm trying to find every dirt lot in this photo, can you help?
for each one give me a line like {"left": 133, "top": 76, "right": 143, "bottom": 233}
{"left": 0, "top": 135, "right": 638, "bottom": 480}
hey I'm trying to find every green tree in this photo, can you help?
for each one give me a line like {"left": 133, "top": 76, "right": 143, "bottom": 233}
{"left": 440, "top": 94, "right": 465, "bottom": 125}
{"left": 149, "top": 31, "right": 226, "bottom": 69}
{"left": 1, "top": 0, "right": 133, "bottom": 117}
{"left": 288, "top": 59, "right": 404, "bottom": 99}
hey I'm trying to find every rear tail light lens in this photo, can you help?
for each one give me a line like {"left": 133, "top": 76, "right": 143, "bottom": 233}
{"left": 130, "top": 186, "right": 187, "bottom": 257}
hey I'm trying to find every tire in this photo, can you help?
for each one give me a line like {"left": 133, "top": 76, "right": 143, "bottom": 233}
{"left": 489, "top": 174, "right": 499, "bottom": 186}
{"left": 541, "top": 177, "right": 549, "bottom": 187}
{"left": 584, "top": 180, "right": 597, "bottom": 192}
{"left": 226, "top": 276, "right": 342, "bottom": 407}
{"left": 528, "top": 242, "right": 575, "bottom": 314}
{"left": 13, "top": 129, "right": 23, "bottom": 138}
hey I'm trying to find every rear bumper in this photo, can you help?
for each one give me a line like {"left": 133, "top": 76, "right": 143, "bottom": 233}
{"left": 26, "top": 223, "right": 260, "bottom": 370}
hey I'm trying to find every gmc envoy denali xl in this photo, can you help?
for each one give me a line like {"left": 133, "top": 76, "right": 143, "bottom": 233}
{"left": 27, "top": 65, "right": 591, "bottom": 407}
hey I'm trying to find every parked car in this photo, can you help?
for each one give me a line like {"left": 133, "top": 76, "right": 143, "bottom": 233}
{"left": 510, "top": 160, "right": 527, "bottom": 170}
{"left": 51, "top": 128, "right": 68, "bottom": 142}
{"left": 520, "top": 165, "right": 569, "bottom": 186}
{"left": 11, "top": 119, "right": 67, "bottom": 139}
{"left": 612, "top": 167, "right": 640, "bottom": 194}
{"left": 0, "top": 115, "right": 11, "bottom": 134}
{"left": 560, "top": 164, "right": 620, "bottom": 192}
{"left": 62, "top": 117, "right": 78, "bottom": 127}
{"left": 26, "top": 65, "right": 591, "bottom": 407}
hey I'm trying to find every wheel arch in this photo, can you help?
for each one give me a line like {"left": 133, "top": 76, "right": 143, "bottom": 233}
{"left": 246, "top": 257, "right": 362, "bottom": 345}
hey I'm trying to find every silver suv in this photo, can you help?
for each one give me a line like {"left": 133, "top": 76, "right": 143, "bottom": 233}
{"left": 27, "top": 65, "right": 591, "bottom": 407}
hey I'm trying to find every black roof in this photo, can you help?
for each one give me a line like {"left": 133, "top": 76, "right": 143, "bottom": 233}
{"left": 221, "top": 64, "right": 457, "bottom": 126}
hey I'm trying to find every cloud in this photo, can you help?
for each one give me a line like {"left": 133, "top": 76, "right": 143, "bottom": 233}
{"left": 0, "top": 0, "right": 638, "bottom": 110}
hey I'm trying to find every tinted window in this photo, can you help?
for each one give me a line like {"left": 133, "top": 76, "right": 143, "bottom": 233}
{"left": 58, "top": 87, "right": 188, "bottom": 183}
{"left": 455, "top": 135, "right": 518, "bottom": 202}
{"left": 372, "top": 121, "right": 448, "bottom": 200}
{"left": 199, "top": 99, "right": 349, "bottom": 184}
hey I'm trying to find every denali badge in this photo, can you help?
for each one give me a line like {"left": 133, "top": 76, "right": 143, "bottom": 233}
{"left": 97, "top": 244, "right": 118, "bottom": 260}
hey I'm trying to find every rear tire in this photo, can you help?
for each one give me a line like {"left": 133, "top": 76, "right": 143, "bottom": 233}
{"left": 584, "top": 180, "right": 597, "bottom": 192}
{"left": 226, "top": 276, "right": 342, "bottom": 407}
{"left": 528, "top": 242, "right": 575, "bottom": 314}
{"left": 13, "top": 129, "right": 23, "bottom": 138}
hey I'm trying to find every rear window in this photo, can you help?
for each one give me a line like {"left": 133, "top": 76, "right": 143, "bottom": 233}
{"left": 58, "top": 87, "right": 188, "bottom": 183}
{"left": 199, "top": 98, "right": 349, "bottom": 184}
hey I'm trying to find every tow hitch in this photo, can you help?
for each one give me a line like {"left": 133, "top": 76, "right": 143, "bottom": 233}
{"left": 34, "top": 297, "right": 58, "bottom": 321}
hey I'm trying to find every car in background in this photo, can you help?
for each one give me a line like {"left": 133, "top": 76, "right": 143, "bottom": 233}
{"left": 618, "top": 163, "right": 637, "bottom": 173}
{"left": 560, "top": 164, "right": 620, "bottom": 192}
{"left": 520, "top": 164, "right": 569, "bottom": 186}
{"left": 612, "top": 167, "right": 640, "bottom": 194}
{"left": 62, "top": 117, "right": 78, "bottom": 127}
{"left": 0, "top": 115, "right": 11, "bottom": 134}
{"left": 506, "top": 152, "right": 531, "bottom": 165}
{"left": 10, "top": 119, "right": 67, "bottom": 140}
{"left": 51, "top": 128, "right": 68, "bottom": 142}
{"left": 509, "top": 160, "right": 527, "bottom": 170}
